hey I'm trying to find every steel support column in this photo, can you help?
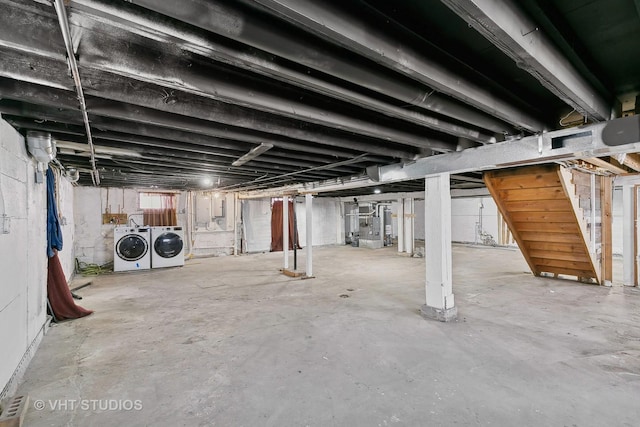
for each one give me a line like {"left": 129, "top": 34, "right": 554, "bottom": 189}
{"left": 283, "top": 195, "right": 289, "bottom": 270}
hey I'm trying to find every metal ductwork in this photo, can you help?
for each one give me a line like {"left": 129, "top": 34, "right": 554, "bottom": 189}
{"left": 65, "top": 168, "right": 80, "bottom": 183}
{"left": 26, "top": 131, "right": 56, "bottom": 163}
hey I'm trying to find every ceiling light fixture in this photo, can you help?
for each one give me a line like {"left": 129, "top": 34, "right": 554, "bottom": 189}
{"left": 232, "top": 143, "right": 273, "bottom": 167}
{"left": 202, "top": 177, "right": 213, "bottom": 186}
{"left": 55, "top": 140, "right": 141, "bottom": 158}
{"left": 374, "top": 188, "right": 381, "bottom": 194}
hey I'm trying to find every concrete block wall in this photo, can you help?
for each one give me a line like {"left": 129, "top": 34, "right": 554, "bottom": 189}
{"left": 242, "top": 198, "right": 272, "bottom": 253}
{"left": 242, "top": 197, "right": 343, "bottom": 253}
{"left": 0, "top": 118, "right": 48, "bottom": 399}
{"left": 295, "top": 197, "right": 342, "bottom": 247}
{"left": 451, "top": 196, "right": 499, "bottom": 244}
{"left": 190, "top": 193, "right": 236, "bottom": 257}
{"left": 74, "top": 187, "right": 187, "bottom": 265}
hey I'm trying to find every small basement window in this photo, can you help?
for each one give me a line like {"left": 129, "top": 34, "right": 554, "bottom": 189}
{"left": 139, "top": 192, "right": 177, "bottom": 226}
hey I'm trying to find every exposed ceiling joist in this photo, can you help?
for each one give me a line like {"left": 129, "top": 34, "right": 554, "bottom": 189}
{"left": 441, "top": 0, "right": 611, "bottom": 121}
{"left": 615, "top": 153, "right": 640, "bottom": 172}
{"left": 246, "top": 0, "right": 546, "bottom": 131}
{"left": 0, "top": 0, "right": 636, "bottom": 191}
{"left": 584, "top": 157, "right": 628, "bottom": 174}
{"left": 125, "top": 0, "right": 513, "bottom": 136}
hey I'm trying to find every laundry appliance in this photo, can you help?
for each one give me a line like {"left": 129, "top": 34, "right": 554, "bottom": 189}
{"left": 113, "top": 226, "right": 151, "bottom": 272}
{"left": 150, "top": 226, "right": 185, "bottom": 268}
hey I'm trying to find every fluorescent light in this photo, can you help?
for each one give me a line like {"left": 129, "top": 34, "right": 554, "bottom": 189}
{"left": 55, "top": 140, "right": 141, "bottom": 158}
{"left": 232, "top": 143, "right": 273, "bottom": 167}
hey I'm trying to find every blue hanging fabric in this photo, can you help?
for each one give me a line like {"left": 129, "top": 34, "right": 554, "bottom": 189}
{"left": 47, "top": 167, "right": 63, "bottom": 257}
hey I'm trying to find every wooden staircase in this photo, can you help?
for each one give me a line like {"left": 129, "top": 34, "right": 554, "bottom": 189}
{"left": 484, "top": 164, "right": 612, "bottom": 284}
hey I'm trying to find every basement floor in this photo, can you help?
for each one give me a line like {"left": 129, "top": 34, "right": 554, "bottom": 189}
{"left": 17, "top": 244, "right": 640, "bottom": 426}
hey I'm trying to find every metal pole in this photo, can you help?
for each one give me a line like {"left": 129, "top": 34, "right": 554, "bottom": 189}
{"left": 283, "top": 195, "right": 289, "bottom": 269}
{"left": 293, "top": 206, "right": 298, "bottom": 271}
{"left": 53, "top": 0, "right": 100, "bottom": 185}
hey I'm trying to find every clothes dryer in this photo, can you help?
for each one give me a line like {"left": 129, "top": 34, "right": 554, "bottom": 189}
{"left": 150, "top": 226, "right": 185, "bottom": 268}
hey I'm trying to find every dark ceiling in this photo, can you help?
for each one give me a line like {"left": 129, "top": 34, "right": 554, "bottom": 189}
{"left": 0, "top": 0, "right": 638, "bottom": 193}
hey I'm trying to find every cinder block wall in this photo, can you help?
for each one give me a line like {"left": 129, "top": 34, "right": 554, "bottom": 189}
{"left": 0, "top": 118, "right": 48, "bottom": 398}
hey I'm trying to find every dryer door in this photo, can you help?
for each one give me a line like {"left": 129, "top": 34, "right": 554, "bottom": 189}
{"left": 116, "top": 234, "right": 149, "bottom": 261}
{"left": 154, "top": 232, "right": 183, "bottom": 258}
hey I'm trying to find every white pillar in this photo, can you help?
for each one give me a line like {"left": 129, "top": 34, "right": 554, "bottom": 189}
{"left": 378, "top": 204, "right": 385, "bottom": 246}
{"left": 338, "top": 202, "right": 345, "bottom": 244}
{"left": 404, "top": 198, "right": 414, "bottom": 254}
{"left": 397, "top": 198, "right": 404, "bottom": 253}
{"left": 622, "top": 185, "right": 635, "bottom": 286}
{"left": 421, "top": 173, "right": 457, "bottom": 322}
{"left": 283, "top": 195, "right": 289, "bottom": 270}
{"left": 305, "top": 193, "right": 313, "bottom": 277}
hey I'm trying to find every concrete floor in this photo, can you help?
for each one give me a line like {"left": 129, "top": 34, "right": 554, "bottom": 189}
{"left": 16, "top": 244, "right": 640, "bottom": 426}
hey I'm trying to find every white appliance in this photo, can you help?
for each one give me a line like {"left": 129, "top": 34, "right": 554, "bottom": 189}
{"left": 113, "top": 226, "right": 151, "bottom": 272}
{"left": 150, "top": 226, "right": 185, "bottom": 268}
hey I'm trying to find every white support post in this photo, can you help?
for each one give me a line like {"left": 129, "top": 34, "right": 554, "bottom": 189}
{"left": 397, "top": 198, "right": 405, "bottom": 253}
{"left": 421, "top": 173, "right": 457, "bottom": 322}
{"left": 622, "top": 185, "right": 635, "bottom": 286}
{"left": 590, "top": 174, "right": 596, "bottom": 253}
{"left": 379, "top": 204, "right": 385, "bottom": 246}
{"left": 404, "top": 198, "right": 414, "bottom": 254}
{"left": 305, "top": 193, "right": 313, "bottom": 277}
{"left": 338, "top": 202, "right": 345, "bottom": 244}
{"left": 283, "top": 195, "right": 289, "bottom": 270}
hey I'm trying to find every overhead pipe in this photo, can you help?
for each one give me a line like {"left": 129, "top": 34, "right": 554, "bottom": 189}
{"left": 104, "top": 0, "right": 511, "bottom": 137}
{"left": 242, "top": 0, "right": 546, "bottom": 132}
{"left": 53, "top": 0, "right": 99, "bottom": 185}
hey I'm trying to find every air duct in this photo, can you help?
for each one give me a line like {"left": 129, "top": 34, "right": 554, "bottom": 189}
{"left": 26, "top": 131, "right": 56, "bottom": 163}
{"left": 65, "top": 168, "right": 80, "bottom": 183}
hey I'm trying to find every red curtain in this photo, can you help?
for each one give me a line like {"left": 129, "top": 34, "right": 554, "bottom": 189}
{"left": 271, "top": 200, "right": 301, "bottom": 251}
{"left": 143, "top": 193, "right": 177, "bottom": 226}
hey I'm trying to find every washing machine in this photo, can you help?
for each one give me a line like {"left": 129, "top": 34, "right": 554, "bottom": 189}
{"left": 150, "top": 226, "right": 185, "bottom": 268}
{"left": 113, "top": 226, "right": 151, "bottom": 272}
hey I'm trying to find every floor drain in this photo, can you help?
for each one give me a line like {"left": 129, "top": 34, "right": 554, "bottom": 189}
{"left": 346, "top": 288, "right": 354, "bottom": 292}
{"left": 339, "top": 294, "right": 350, "bottom": 298}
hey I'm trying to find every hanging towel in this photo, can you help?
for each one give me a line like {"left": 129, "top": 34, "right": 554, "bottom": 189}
{"left": 46, "top": 167, "right": 63, "bottom": 257}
